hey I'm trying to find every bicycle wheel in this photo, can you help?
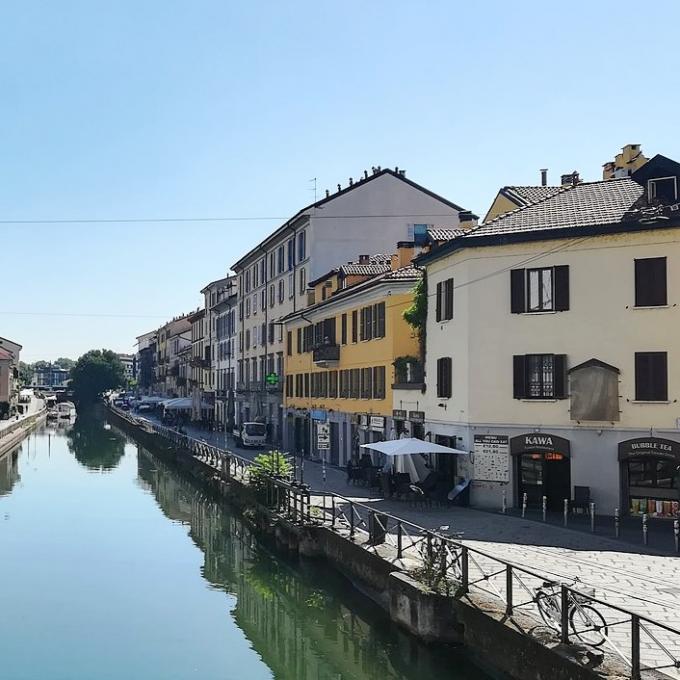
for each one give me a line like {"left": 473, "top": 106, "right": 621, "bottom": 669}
{"left": 569, "top": 604, "right": 608, "bottom": 647}
{"left": 535, "top": 591, "right": 560, "bottom": 631}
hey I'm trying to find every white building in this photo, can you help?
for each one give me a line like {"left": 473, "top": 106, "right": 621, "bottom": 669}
{"left": 416, "top": 153, "right": 680, "bottom": 516}
{"left": 117, "top": 354, "right": 136, "bottom": 383}
{"left": 231, "top": 166, "right": 472, "bottom": 444}
{"left": 211, "top": 277, "right": 238, "bottom": 432}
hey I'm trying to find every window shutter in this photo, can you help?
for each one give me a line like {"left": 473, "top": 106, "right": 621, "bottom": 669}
{"left": 513, "top": 355, "right": 526, "bottom": 398}
{"left": 554, "top": 266, "right": 570, "bottom": 311}
{"left": 360, "top": 308, "right": 365, "bottom": 341}
{"left": 654, "top": 353, "right": 668, "bottom": 401}
{"left": 436, "top": 282, "right": 443, "bottom": 321}
{"left": 445, "top": 278, "right": 454, "bottom": 319}
{"left": 510, "top": 269, "right": 526, "bottom": 313}
{"left": 636, "top": 258, "right": 667, "bottom": 307}
{"left": 553, "top": 354, "right": 568, "bottom": 398}
{"left": 637, "top": 352, "right": 668, "bottom": 401}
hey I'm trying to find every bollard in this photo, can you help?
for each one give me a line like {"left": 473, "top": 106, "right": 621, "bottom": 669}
{"left": 521, "top": 492, "right": 527, "bottom": 518}
{"left": 322, "top": 458, "right": 327, "bottom": 487}
{"left": 674, "top": 520, "right": 679, "bottom": 554}
{"left": 542, "top": 495, "right": 547, "bottom": 522}
{"left": 642, "top": 513, "right": 648, "bottom": 546}
{"left": 563, "top": 498, "right": 568, "bottom": 527}
{"left": 590, "top": 502, "right": 595, "bottom": 533}
{"left": 501, "top": 489, "right": 506, "bottom": 514}
{"left": 615, "top": 508, "right": 620, "bottom": 538}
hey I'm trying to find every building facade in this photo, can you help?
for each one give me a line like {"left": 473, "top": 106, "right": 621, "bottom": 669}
{"left": 117, "top": 353, "right": 136, "bottom": 384}
{"left": 282, "top": 246, "right": 421, "bottom": 467}
{"left": 212, "top": 278, "right": 238, "bottom": 432}
{"left": 0, "top": 336, "right": 21, "bottom": 418}
{"left": 232, "top": 167, "right": 470, "bottom": 444}
{"left": 417, "top": 153, "right": 680, "bottom": 516}
{"left": 31, "top": 364, "right": 70, "bottom": 389}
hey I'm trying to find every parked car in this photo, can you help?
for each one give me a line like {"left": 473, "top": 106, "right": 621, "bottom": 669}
{"left": 233, "top": 422, "right": 267, "bottom": 448}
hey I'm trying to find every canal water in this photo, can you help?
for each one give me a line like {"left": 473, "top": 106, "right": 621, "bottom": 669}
{"left": 0, "top": 410, "right": 491, "bottom": 680}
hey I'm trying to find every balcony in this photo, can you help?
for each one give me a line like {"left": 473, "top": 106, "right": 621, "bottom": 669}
{"left": 190, "top": 357, "right": 210, "bottom": 369}
{"left": 313, "top": 343, "right": 340, "bottom": 366}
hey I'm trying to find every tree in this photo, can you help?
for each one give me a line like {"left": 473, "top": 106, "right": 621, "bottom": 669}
{"left": 18, "top": 361, "right": 33, "bottom": 386}
{"left": 55, "top": 357, "right": 76, "bottom": 370}
{"left": 66, "top": 409, "right": 125, "bottom": 471}
{"left": 70, "top": 349, "right": 125, "bottom": 404}
{"left": 402, "top": 275, "right": 427, "bottom": 357}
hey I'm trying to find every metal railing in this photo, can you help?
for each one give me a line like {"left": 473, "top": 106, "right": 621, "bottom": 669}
{"left": 116, "top": 408, "right": 680, "bottom": 680}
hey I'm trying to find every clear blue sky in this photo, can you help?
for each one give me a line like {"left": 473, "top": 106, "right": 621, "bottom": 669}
{"left": 2, "top": 1, "right": 679, "bottom": 362}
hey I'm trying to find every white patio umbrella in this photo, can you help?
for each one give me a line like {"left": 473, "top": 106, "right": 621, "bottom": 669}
{"left": 359, "top": 437, "right": 467, "bottom": 457}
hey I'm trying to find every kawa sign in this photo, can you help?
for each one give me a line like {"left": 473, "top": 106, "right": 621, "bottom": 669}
{"left": 510, "top": 433, "right": 570, "bottom": 457}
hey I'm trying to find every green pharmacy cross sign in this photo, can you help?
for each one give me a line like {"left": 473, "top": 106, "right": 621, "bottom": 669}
{"left": 265, "top": 373, "right": 279, "bottom": 386}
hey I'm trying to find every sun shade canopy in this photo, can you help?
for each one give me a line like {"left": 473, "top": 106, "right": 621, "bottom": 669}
{"left": 359, "top": 437, "right": 468, "bottom": 457}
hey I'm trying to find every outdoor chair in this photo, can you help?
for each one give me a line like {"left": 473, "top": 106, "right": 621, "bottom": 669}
{"left": 572, "top": 486, "right": 591, "bottom": 514}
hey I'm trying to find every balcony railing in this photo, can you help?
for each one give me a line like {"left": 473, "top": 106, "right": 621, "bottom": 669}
{"left": 313, "top": 344, "right": 340, "bottom": 364}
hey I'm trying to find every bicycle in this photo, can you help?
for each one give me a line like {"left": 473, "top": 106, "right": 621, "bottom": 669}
{"left": 534, "top": 577, "right": 608, "bottom": 647}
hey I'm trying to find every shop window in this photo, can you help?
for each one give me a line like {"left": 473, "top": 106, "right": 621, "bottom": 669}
{"left": 513, "top": 354, "right": 567, "bottom": 399}
{"left": 511, "top": 266, "right": 569, "bottom": 313}
{"left": 635, "top": 257, "right": 667, "bottom": 307}
{"left": 628, "top": 460, "right": 677, "bottom": 489}
{"left": 436, "top": 357, "right": 452, "bottom": 398}
{"left": 635, "top": 352, "right": 668, "bottom": 401}
{"left": 436, "top": 278, "right": 454, "bottom": 321}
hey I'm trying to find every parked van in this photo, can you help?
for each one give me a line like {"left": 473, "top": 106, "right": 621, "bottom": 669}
{"left": 233, "top": 422, "right": 267, "bottom": 448}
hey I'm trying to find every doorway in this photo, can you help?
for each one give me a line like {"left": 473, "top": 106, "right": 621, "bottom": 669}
{"left": 517, "top": 453, "right": 570, "bottom": 510}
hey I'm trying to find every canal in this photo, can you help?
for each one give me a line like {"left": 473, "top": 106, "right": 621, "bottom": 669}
{"left": 0, "top": 410, "right": 492, "bottom": 680}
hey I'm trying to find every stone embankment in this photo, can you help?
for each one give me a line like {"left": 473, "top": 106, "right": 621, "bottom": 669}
{"left": 108, "top": 405, "right": 674, "bottom": 680}
{"left": 0, "top": 409, "right": 47, "bottom": 458}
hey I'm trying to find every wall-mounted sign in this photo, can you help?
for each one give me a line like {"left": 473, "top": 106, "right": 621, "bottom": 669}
{"left": 369, "top": 415, "right": 385, "bottom": 432}
{"left": 392, "top": 409, "right": 407, "bottom": 420}
{"left": 358, "top": 414, "right": 369, "bottom": 428}
{"left": 350, "top": 413, "right": 359, "bottom": 425}
{"left": 473, "top": 435, "right": 509, "bottom": 482}
{"left": 408, "top": 411, "right": 425, "bottom": 424}
{"left": 317, "top": 423, "right": 330, "bottom": 450}
{"left": 311, "top": 409, "right": 327, "bottom": 422}
{"left": 618, "top": 437, "right": 680, "bottom": 462}
{"left": 510, "top": 433, "right": 570, "bottom": 457}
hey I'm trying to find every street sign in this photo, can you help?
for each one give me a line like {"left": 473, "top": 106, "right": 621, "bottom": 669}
{"left": 265, "top": 373, "right": 279, "bottom": 386}
{"left": 317, "top": 422, "right": 330, "bottom": 450}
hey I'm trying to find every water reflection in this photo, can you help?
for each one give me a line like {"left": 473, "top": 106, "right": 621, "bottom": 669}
{"left": 0, "top": 449, "right": 20, "bottom": 497}
{"left": 66, "top": 408, "right": 126, "bottom": 472}
{"left": 137, "top": 447, "right": 486, "bottom": 680}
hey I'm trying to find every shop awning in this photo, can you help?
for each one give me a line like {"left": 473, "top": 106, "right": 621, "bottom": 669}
{"left": 161, "top": 398, "right": 192, "bottom": 411}
{"left": 360, "top": 437, "right": 467, "bottom": 457}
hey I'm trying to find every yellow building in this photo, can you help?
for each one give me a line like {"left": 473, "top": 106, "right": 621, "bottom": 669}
{"left": 281, "top": 245, "right": 421, "bottom": 466}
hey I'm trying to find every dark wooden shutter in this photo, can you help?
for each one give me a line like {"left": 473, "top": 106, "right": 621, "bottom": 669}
{"left": 341, "top": 314, "right": 347, "bottom": 344}
{"left": 554, "top": 266, "right": 570, "bottom": 311}
{"left": 513, "top": 355, "right": 526, "bottom": 398}
{"left": 636, "top": 258, "right": 667, "bottom": 307}
{"left": 511, "top": 269, "right": 526, "bottom": 313}
{"left": 351, "top": 310, "right": 358, "bottom": 343}
{"left": 553, "top": 354, "right": 568, "bottom": 398}
{"left": 436, "top": 282, "right": 443, "bottom": 321}
{"left": 636, "top": 352, "right": 668, "bottom": 400}
{"left": 445, "top": 278, "right": 454, "bottom": 319}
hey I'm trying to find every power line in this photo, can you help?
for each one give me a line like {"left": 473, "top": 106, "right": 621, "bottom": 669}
{"left": 0, "top": 311, "right": 170, "bottom": 319}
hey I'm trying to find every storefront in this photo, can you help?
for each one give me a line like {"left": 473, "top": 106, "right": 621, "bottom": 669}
{"left": 619, "top": 437, "right": 680, "bottom": 518}
{"left": 511, "top": 433, "right": 571, "bottom": 510}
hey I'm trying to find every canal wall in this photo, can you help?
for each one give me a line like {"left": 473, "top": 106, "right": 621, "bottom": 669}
{"left": 108, "top": 407, "right": 641, "bottom": 680}
{"left": 0, "top": 410, "right": 46, "bottom": 458}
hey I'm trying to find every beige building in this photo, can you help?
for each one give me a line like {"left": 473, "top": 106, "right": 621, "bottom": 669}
{"left": 416, "top": 152, "right": 680, "bottom": 516}
{"left": 0, "top": 336, "right": 22, "bottom": 419}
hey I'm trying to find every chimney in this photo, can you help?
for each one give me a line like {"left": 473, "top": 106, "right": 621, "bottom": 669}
{"left": 458, "top": 210, "right": 478, "bottom": 231}
{"left": 349, "top": 177, "right": 353, "bottom": 186}
{"left": 561, "top": 171, "right": 580, "bottom": 186}
{"left": 364, "top": 170, "right": 368, "bottom": 179}
{"left": 337, "top": 184, "right": 341, "bottom": 192}
{"left": 358, "top": 254, "right": 370, "bottom": 264}
{"left": 325, "top": 189, "right": 330, "bottom": 198}
{"left": 394, "top": 241, "right": 415, "bottom": 269}
{"left": 540, "top": 168, "right": 548, "bottom": 187}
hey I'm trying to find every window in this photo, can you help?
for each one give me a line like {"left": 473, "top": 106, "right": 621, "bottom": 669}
{"left": 260, "top": 258, "right": 266, "bottom": 284}
{"left": 261, "top": 323, "right": 266, "bottom": 346}
{"left": 648, "top": 177, "right": 678, "bottom": 203}
{"left": 635, "top": 352, "right": 668, "bottom": 401}
{"left": 436, "top": 357, "right": 452, "bottom": 398}
{"left": 277, "top": 246, "right": 285, "bottom": 274}
{"left": 373, "top": 366, "right": 386, "bottom": 399}
{"left": 269, "top": 252, "right": 275, "bottom": 277}
{"left": 252, "top": 326, "right": 257, "bottom": 348}
{"left": 245, "top": 298, "right": 251, "bottom": 317}
{"left": 288, "top": 273, "right": 294, "bottom": 298}
{"left": 287, "top": 331, "right": 292, "bottom": 356}
{"left": 360, "top": 368, "right": 372, "bottom": 398}
{"left": 413, "top": 223, "right": 428, "bottom": 246}
{"left": 341, "top": 314, "right": 347, "bottom": 344}
{"left": 278, "top": 279, "right": 284, "bottom": 303}
{"left": 513, "top": 354, "right": 567, "bottom": 399}
{"left": 287, "top": 238, "right": 295, "bottom": 271}
{"left": 635, "top": 257, "right": 667, "bottom": 307}
{"left": 238, "top": 301, "right": 244, "bottom": 321}
{"left": 296, "top": 328, "right": 302, "bottom": 354}
{"left": 374, "top": 302, "right": 386, "bottom": 337}
{"left": 329, "top": 370, "right": 338, "bottom": 398}
{"left": 245, "top": 329, "right": 250, "bottom": 350}
{"left": 269, "top": 284, "right": 275, "bottom": 307}
{"left": 253, "top": 264, "right": 259, "bottom": 288}
{"left": 320, "top": 371, "right": 328, "bottom": 398}
{"left": 299, "top": 267, "right": 306, "bottom": 295}
{"left": 252, "top": 293, "right": 257, "bottom": 315}
{"left": 351, "top": 310, "right": 358, "bottom": 343}
{"left": 245, "top": 270, "right": 251, "bottom": 293}
{"left": 511, "top": 266, "right": 569, "bottom": 313}
{"left": 436, "top": 278, "right": 454, "bottom": 321}
{"left": 285, "top": 374, "right": 293, "bottom": 398}
{"left": 340, "top": 370, "right": 349, "bottom": 398}
{"left": 360, "top": 305, "right": 373, "bottom": 341}
{"left": 268, "top": 323, "right": 274, "bottom": 344}
{"left": 628, "top": 459, "right": 677, "bottom": 490}
{"left": 304, "top": 373, "right": 310, "bottom": 398}
{"left": 350, "top": 369, "right": 360, "bottom": 398}
{"left": 261, "top": 290, "right": 266, "bottom": 310}
{"left": 297, "top": 230, "right": 306, "bottom": 262}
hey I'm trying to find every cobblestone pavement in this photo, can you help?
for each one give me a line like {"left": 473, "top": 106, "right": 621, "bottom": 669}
{"left": 133, "top": 413, "right": 680, "bottom": 677}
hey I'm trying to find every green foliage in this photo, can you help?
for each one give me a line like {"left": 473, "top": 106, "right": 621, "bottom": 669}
{"left": 55, "top": 357, "right": 76, "bottom": 370}
{"left": 70, "top": 349, "right": 125, "bottom": 404}
{"left": 402, "top": 276, "right": 427, "bottom": 336}
{"left": 18, "top": 361, "right": 33, "bottom": 386}
{"left": 248, "top": 450, "right": 292, "bottom": 488}
{"left": 65, "top": 408, "right": 126, "bottom": 472}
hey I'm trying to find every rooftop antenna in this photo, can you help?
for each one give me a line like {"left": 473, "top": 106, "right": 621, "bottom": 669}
{"left": 309, "top": 177, "right": 317, "bottom": 202}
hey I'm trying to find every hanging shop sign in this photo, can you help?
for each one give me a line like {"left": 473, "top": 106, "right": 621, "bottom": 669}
{"left": 310, "top": 409, "right": 327, "bottom": 422}
{"left": 408, "top": 410, "right": 425, "bottom": 424}
{"left": 369, "top": 415, "right": 385, "bottom": 432}
{"left": 618, "top": 437, "right": 680, "bottom": 462}
{"left": 473, "top": 435, "right": 509, "bottom": 482}
{"left": 358, "top": 414, "right": 369, "bottom": 428}
{"left": 317, "top": 423, "right": 330, "bottom": 450}
{"left": 510, "top": 433, "right": 570, "bottom": 457}
{"left": 392, "top": 409, "right": 407, "bottom": 421}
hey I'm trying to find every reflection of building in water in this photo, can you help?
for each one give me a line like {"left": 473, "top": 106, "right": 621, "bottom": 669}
{"left": 0, "top": 450, "right": 20, "bottom": 497}
{"left": 137, "top": 448, "right": 474, "bottom": 680}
